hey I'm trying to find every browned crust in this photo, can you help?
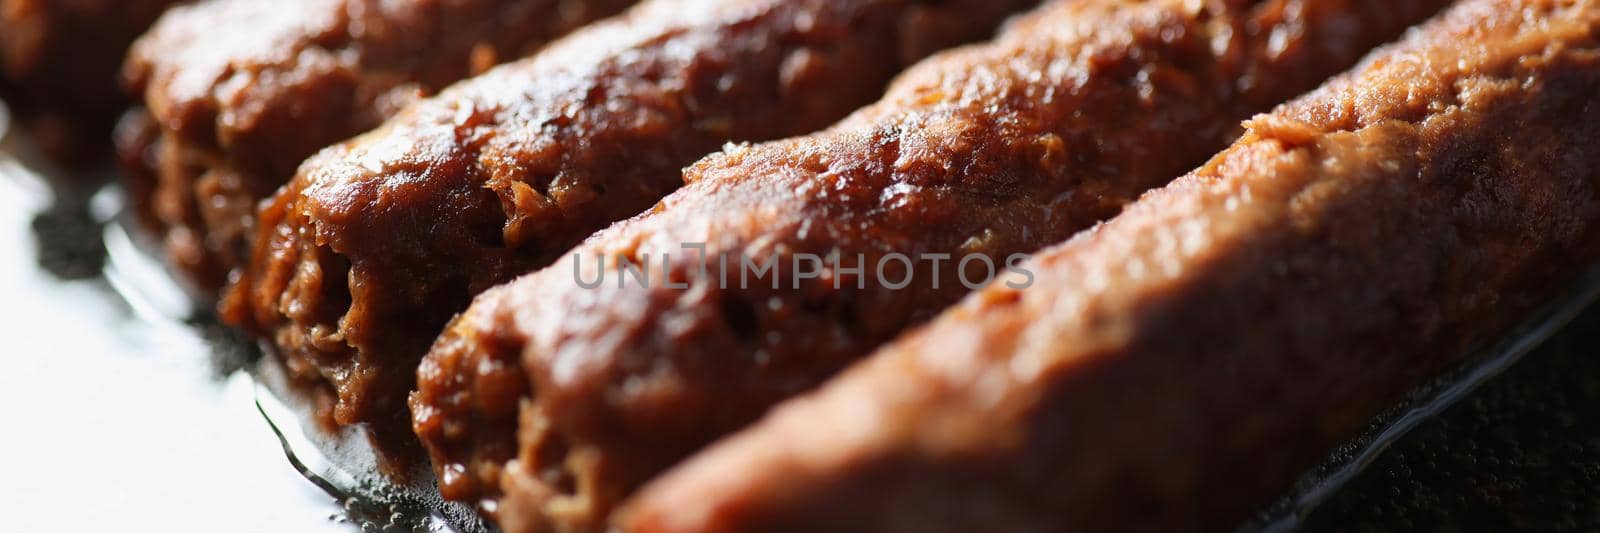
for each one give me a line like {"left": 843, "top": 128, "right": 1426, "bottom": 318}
{"left": 619, "top": 1, "right": 1600, "bottom": 531}
{"left": 117, "top": 0, "right": 635, "bottom": 290}
{"left": 0, "top": 0, "right": 179, "bottom": 166}
{"left": 228, "top": 0, "right": 1038, "bottom": 463}
{"left": 411, "top": 0, "right": 1451, "bottom": 530}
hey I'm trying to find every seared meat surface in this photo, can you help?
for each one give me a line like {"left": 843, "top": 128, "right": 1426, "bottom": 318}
{"left": 227, "top": 0, "right": 1038, "bottom": 456}
{"left": 409, "top": 0, "right": 1448, "bottom": 530}
{"left": 621, "top": 1, "right": 1600, "bottom": 531}
{"left": 119, "top": 0, "right": 636, "bottom": 289}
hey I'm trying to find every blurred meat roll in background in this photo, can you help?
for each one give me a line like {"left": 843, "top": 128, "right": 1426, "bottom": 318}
{"left": 408, "top": 0, "right": 1450, "bottom": 530}
{"left": 118, "top": 0, "right": 637, "bottom": 290}
{"left": 225, "top": 0, "right": 1040, "bottom": 445}
{"left": 0, "top": 0, "right": 181, "bottom": 166}
{"left": 620, "top": 0, "right": 1600, "bottom": 531}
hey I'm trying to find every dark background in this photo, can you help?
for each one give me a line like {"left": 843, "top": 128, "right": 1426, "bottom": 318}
{"left": 1304, "top": 306, "right": 1600, "bottom": 532}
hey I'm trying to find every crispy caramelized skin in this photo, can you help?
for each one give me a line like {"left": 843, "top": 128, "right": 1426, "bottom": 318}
{"left": 619, "top": 1, "right": 1600, "bottom": 531}
{"left": 410, "top": 0, "right": 1449, "bottom": 529}
{"left": 0, "top": 0, "right": 179, "bottom": 165}
{"left": 227, "top": 0, "right": 1035, "bottom": 448}
{"left": 119, "top": 0, "right": 635, "bottom": 290}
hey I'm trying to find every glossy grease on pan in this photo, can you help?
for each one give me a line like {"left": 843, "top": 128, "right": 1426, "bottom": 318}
{"left": 622, "top": 1, "right": 1600, "bottom": 531}
{"left": 412, "top": 0, "right": 1451, "bottom": 530}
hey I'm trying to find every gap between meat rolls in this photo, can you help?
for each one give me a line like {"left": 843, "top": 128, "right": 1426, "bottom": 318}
{"left": 410, "top": 0, "right": 1451, "bottom": 530}
{"left": 119, "top": 0, "right": 637, "bottom": 290}
{"left": 622, "top": 1, "right": 1600, "bottom": 531}
{"left": 226, "top": 0, "right": 1040, "bottom": 447}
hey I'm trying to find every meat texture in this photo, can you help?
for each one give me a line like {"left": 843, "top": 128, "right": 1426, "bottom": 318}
{"left": 119, "top": 0, "right": 636, "bottom": 289}
{"left": 620, "top": 1, "right": 1600, "bottom": 531}
{"left": 410, "top": 0, "right": 1449, "bottom": 529}
{"left": 0, "top": 0, "right": 180, "bottom": 165}
{"left": 228, "top": 0, "right": 1037, "bottom": 449}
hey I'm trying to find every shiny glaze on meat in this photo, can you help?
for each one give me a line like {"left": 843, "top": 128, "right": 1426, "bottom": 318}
{"left": 119, "top": 0, "right": 636, "bottom": 289}
{"left": 622, "top": 1, "right": 1600, "bottom": 531}
{"left": 411, "top": 0, "right": 1449, "bottom": 530}
{"left": 227, "top": 0, "right": 1037, "bottom": 457}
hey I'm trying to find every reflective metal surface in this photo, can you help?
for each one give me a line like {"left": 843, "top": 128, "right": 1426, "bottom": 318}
{"left": 0, "top": 100, "right": 350, "bottom": 532}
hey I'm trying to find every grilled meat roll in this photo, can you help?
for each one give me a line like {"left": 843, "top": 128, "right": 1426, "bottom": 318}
{"left": 227, "top": 0, "right": 1037, "bottom": 447}
{"left": 621, "top": 1, "right": 1600, "bottom": 531}
{"left": 410, "top": 0, "right": 1449, "bottom": 529}
{"left": 119, "top": 0, "right": 636, "bottom": 290}
{"left": 0, "top": 0, "right": 180, "bottom": 165}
